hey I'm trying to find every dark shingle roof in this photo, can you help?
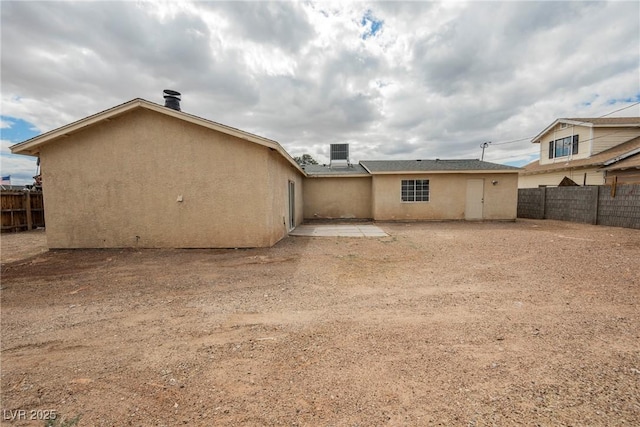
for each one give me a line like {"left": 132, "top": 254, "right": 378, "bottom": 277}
{"left": 302, "top": 163, "right": 370, "bottom": 176}
{"left": 360, "top": 159, "right": 520, "bottom": 173}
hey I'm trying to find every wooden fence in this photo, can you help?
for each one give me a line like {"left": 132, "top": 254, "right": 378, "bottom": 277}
{"left": 1, "top": 191, "right": 45, "bottom": 232}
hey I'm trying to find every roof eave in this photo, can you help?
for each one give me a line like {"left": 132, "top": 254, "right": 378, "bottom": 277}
{"left": 9, "top": 98, "right": 305, "bottom": 175}
{"left": 519, "top": 163, "right": 603, "bottom": 175}
{"left": 306, "top": 173, "right": 371, "bottom": 178}
{"left": 10, "top": 99, "right": 146, "bottom": 156}
{"left": 531, "top": 118, "right": 640, "bottom": 144}
{"left": 531, "top": 119, "right": 593, "bottom": 144}
{"left": 366, "top": 169, "right": 520, "bottom": 175}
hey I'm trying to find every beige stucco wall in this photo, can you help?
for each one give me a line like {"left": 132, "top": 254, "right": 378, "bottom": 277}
{"left": 303, "top": 176, "right": 372, "bottom": 219}
{"left": 39, "top": 108, "right": 303, "bottom": 248}
{"left": 266, "top": 149, "right": 304, "bottom": 245}
{"left": 518, "top": 167, "right": 604, "bottom": 188}
{"left": 371, "top": 173, "right": 518, "bottom": 221}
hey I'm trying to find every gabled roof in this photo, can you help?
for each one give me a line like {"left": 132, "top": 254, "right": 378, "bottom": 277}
{"left": 360, "top": 159, "right": 520, "bottom": 174}
{"left": 531, "top": 117, "right": 640, "bottom": 144}
{"left": 521, "top": 135, "right": 640, "bottom": 175}
{"left": 303, "top": 163, "right": 370, "bottom": 177}
{"left": 10, "top": 98, "right": 305, "bottom": 174}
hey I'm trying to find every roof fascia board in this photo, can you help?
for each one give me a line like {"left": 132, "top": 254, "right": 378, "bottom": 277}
{"left": 10, "top": 98, "right": 305, "bottom": 175}
{"left": 141, "top": 102, "right": 279, "bottom": 149}
{"left": 531, "top": 118, "right": 640, "bottom": 144}
{"left": 129, "top": 102, "right": 305, "bottom": 175}
{"left": 10, "top": 99, "right": 145, "bottom": 155}
{"left": 602, "top": 147, "right": 640, "bottom": 166}
{"left": 359, "top": 162, "right": 374, "bottom": 174}
{"left": 531, "top": 119, "right": 592, "bottom": 144}
{"left": 366, "top": 170, "right": 519, "bottom": 175}
{"left": 593, "top": 123, "right": 640, "bottom": 128}
{"left": 520, "top": 164, "right": 597, "bottom": 175}
{"left": 306, "top": 174, "right": 371, "bottom": 178}
{"left": 562, "top": 119, "right": 594, "bottom": 127}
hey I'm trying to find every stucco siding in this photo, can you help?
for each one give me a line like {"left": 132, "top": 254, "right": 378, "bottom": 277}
{"left": 483, "top": 173, "right": 518, "bottom": 219}
{"left": 371, "top": 173, "right": 517, "bottom": 220}
{"left": 518, "top": 168, "right": 604, "bottom": 188}
{"left": 40, "top": 108, "right": 292, "bottom": 248}
{"left": 266, "top": 150, "right": 304, "bottom": 246}
{"left": 303, "top": 177, "right": 372, "bottom": 219}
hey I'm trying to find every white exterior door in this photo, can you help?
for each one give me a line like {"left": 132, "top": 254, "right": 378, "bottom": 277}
{"left": 465, "top": 179, "right": 484, "bottom": 220}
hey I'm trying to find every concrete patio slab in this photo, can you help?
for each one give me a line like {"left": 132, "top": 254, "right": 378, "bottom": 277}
{"left": 289, "top": 223, "right": 388, "bottom": 237}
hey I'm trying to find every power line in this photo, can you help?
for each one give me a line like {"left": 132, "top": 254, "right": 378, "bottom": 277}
{"left": 487, "top": 150, "right": 539, "bottom": 162}
{"left": 487, "top": 128, "right": 632, "bottom": 162}
{"left": 598, "top": 101, "right": 640, "bottom": 118}
{"left": 491, "top": 136, "right": 535, "bottom": 146}
{"left": 486, "top": 101, "right": 640, "bottom": 147}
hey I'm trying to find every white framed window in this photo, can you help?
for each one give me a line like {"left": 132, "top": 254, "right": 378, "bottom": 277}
{"left": 549, "top": 135, "right": 579, "bottom": 159}
{"left": 401, "top": 179, "right": 429, "bottom": 202}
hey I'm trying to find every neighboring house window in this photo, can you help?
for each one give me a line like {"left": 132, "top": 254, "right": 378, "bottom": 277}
{"left": 549, "top": 135, "right": 579, "bottom": 159}
{"left": 401, "top": 179, "right": 429, "bottom": 202}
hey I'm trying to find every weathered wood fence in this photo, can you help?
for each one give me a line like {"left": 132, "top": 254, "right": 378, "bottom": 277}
{"left": 1, "top": 191, "right": 45, "bottom": 232}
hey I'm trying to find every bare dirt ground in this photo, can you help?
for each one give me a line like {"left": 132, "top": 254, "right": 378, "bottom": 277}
{"left": 1, "top": 220, "right": 639, "bottom": 426}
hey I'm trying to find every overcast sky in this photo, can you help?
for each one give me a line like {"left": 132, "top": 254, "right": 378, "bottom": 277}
{"left": 2, "top": 0, "right": 639, "bottom": 184}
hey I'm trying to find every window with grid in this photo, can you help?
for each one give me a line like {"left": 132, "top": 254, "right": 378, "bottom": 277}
{"left": 401, "top": 179, "right": 429, "bottom": 202}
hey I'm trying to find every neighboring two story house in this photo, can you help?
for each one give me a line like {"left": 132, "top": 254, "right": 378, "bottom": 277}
{"left": 519, "top": 117, "right": 640, "bottom": 188}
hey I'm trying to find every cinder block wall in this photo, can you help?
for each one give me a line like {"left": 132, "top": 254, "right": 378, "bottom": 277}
{"left": 517, "top": 188, "right": 544, "bottom": 219}
{"left": 517, "top": 184, "right": 640, "bottom": 229}
{"left": 597, "top": 185, "right": 640, "bottom": 229}
{"left": 545, "top": 186, "right": 598, "bottom": 224}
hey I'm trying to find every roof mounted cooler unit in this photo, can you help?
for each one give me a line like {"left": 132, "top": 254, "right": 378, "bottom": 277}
{"left": 330, "top": 143, "right": 350, "bottom": 168}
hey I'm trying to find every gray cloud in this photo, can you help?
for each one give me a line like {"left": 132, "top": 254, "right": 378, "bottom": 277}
{"left": 1, "top": 0, "right": 638, "bottom": 181}
{"left": 206, "top": 1, "right": 315, "bottom": 53}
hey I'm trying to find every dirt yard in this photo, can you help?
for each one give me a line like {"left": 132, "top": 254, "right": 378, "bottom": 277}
{"left": 1, "top": 220, "right": 639, "bottom": 426}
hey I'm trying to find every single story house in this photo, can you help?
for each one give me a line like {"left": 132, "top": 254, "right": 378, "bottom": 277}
{"left": 519, "top": 117, "right": 640, "bottom": 188}
{"left": 10, "top": 97, "right": 305, "bottom": 248}
{"left": 303, "top": 160, "right": 519, "bottom": 221}
{"left": 11, "top": 93, "right": 520, "bottom": 248}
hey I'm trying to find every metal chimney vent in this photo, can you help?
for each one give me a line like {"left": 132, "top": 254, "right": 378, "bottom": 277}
{"left": 330, "top": 143, "right": 350, "bottom": 168}
{"left": 163, "top": 89, "right": 181, "bottom": 111}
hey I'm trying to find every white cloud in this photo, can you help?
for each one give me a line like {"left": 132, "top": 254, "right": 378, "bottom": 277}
{"left": 1, "top": 0, "right": 638, "bottom": 172}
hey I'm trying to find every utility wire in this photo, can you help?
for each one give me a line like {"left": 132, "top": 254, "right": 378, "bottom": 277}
{"left": 598, "top": 101, "right": 640, "bottom": 118}
{"left": 487, "top": 101, "right": 640, "bottom": 147}
{"left": 491, "top": 136, "right": 535, "bottom": 146}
